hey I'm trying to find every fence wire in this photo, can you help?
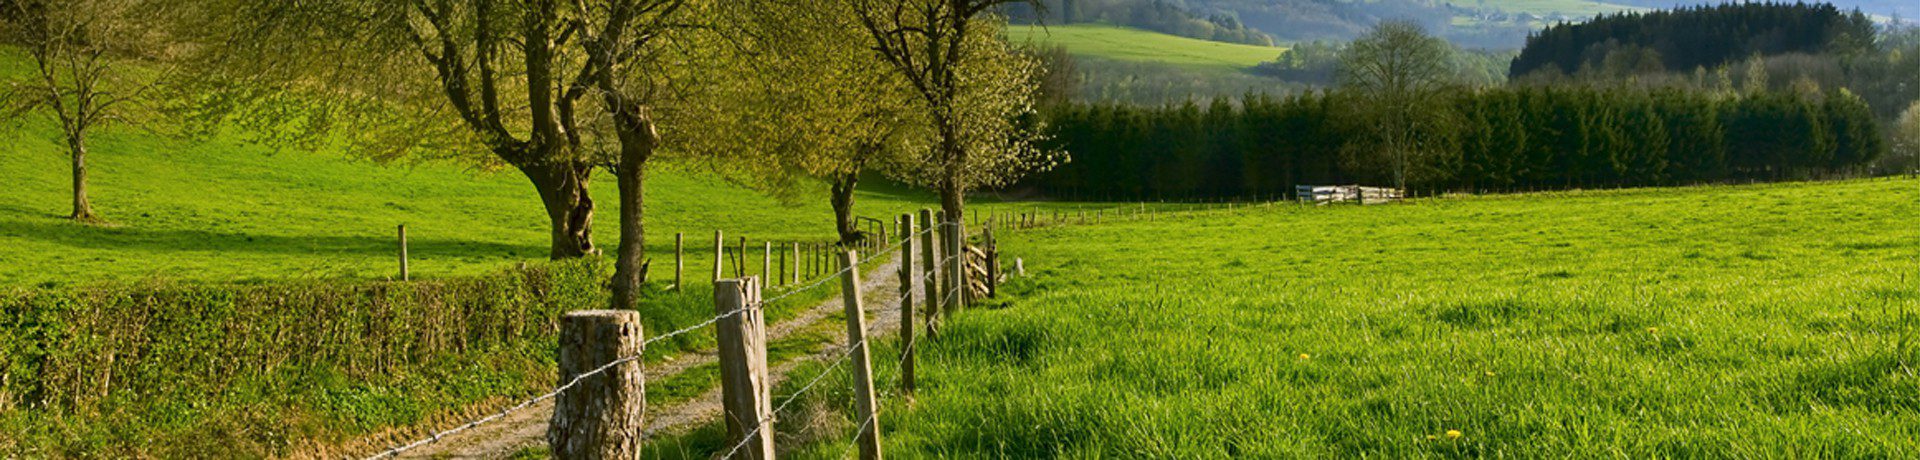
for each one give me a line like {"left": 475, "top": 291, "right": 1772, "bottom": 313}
{"left": 363, "top": 222, "right": 953, "bottom": 460}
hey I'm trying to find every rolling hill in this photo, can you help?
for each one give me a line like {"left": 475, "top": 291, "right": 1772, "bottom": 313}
{"left": 1006, "top": 24, "right": 1286, "bottom": 74}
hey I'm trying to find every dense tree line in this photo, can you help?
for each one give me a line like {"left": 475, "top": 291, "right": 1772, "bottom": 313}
{"left": 1003, "top": 0, "right": 1273, "bottom": 46}
{"left": 1022, "top": 86, "right": 1885, "bottom": 199}
{"left": 1511, "top": 2, "right": 1875, "bottom": 80}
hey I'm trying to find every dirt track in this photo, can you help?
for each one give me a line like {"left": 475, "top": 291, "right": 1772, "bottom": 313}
{"left": 375, "top": 256, "right": 918, "bottom": 459}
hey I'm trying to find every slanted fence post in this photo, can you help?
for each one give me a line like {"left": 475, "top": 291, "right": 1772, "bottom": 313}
{"left": 397, "top": 224, "right": 409, "bottom": 281}
{"left": 549, "top": 310, "right": 645, "bottom": 459}
{"left": 919, "top": 209, "right": 939, "bottom": 337}
{"left": 674, "top": 232, "right": 684, "bottom": 291}
{"left": 986, "top": 225, "right": 999, "bottom": 299}
{"left": 715, "top": 278, "right": 773, "bottom": 460}
{"left": 897, "top": 213, "right": 917, "bottom": 395}
{"left": 837, "top": 251, "right": 884, "bottom": 460}
{"left": 949, "top": 217, "right": 967, "bottom": 314}
{"left": 714, "top": 231, "right": 725, "bottom": 282}
{"left": 736, "top": 237, "right": 748, "bottom": 279}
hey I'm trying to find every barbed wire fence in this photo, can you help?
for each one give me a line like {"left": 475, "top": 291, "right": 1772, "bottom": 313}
{"left": 364, "top": 220, "right": 965, "bottom": 460}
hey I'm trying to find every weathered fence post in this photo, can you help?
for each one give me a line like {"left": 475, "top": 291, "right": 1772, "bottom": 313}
{"left": 674, "top": 232, "right": 684, "bottom": 291}
{"left": 549, "top": 310, "right": 645, "bottom": 459}
{"left": 985, "top": 226, "right": 999, "bottom": 299}
{"left": 897, "top": 213, "right": 916, "bottom": 395}
{"left": 762, "top": 242, "right": 772, "bottom": 283}
{"left": 714, "top": 231, "right": 725, "bottom": 282}
{"left": 736, "top": 237, "right": 748, "bottom": 279}
{"left": 837, "top": 251, "right": 884, "bottom": 460}
{"left": 949, "top": 217, "right": 967, "bottom": 314}
{"left": 790, "top": 243, "right": 800, "bottom": 284}
{"left": 396, "top": 224, "right": 409, "bottom": 281}
{"left": 918, "top": 209, "right": 939, "bottom": 337}
{"left": 714, "top": 278, "right": 773, "bottom": 460}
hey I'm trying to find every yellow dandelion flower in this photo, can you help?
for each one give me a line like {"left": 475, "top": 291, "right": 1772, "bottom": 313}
{"left": 1446, "top": 430, "right": 1463, "bottom": 439}
{"left": 1299, "top": 353, "right": 1311, "bottom": 360}
{"left": 1647, "top": 327, "right": 1659, "bottom": 334}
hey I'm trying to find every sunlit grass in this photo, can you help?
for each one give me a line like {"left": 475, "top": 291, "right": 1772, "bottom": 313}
{"left": 737, "top": 178, "right": 1920, "bottom": 457}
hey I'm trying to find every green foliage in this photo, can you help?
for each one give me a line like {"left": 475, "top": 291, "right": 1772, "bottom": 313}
{"left": 0, "top": 261, "right": 610, "bottom": 457}
{"left": 1026, "top": 86, "right": 1888, "bottom": 199}
{"left": 771, "top": 177, "right": 1920, "bottom": 457}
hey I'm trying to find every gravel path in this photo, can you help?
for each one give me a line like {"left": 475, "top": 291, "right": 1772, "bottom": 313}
{"left": 379, "top": 255, "right": 918, "bottom": 459}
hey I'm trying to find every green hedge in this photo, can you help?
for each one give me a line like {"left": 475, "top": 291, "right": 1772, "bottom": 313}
{"left": 0, "top": 260, "right": 613, "bottom": 457}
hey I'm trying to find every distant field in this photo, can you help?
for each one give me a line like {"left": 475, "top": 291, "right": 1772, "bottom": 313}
{"left": 1486, "top": 0, "right": 1640, "bottom": 16}
{"left": 702, "top": 178, "right": 1920, "bottom": 457}
{"left": 1005, "top": 24, "right": 1285, "bottom": 74}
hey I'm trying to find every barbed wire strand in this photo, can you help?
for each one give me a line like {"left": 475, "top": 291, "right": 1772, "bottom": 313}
{"left": 364, "top": 222, "right": 957, "bottom": 459}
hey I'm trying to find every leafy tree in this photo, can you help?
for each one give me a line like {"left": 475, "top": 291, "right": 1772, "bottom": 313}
{"left": 176, "top": 0, "right": 717, "bottom": 309}
{"left": 707, "top": 2, "right": 930, "bottom": 244}
{"left": 848, "top": 0, "right": 1059, "bottom": 222}
{"left": 0, "top": 0, "right": 163, "bottom": 222}
{"left": 1338, "top": 20, "right": 1455, "bottom": 190}
{"left": 1892, "top": 101, "right": 1920, "bottom": 172}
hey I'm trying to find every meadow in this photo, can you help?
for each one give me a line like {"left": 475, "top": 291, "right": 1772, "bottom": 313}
{"left": 1003, "top": 24, "right": 1285, "bottom": 74}
{"left": 0, "top": 52, "right": 1131, "bottom": 457}
{"left": 0, "top": 114, "right": 1121, "bottom": 289}
{"left": 644, "top": 177, "right": 1920, "bottom": 458}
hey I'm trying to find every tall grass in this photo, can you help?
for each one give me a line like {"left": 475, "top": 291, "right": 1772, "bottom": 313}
{"left": 745, "top": 178, "right": 1920, "bottom": 457}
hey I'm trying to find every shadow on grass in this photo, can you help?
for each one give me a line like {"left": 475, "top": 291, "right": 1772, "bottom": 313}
{"left": 0, "top": 214, "right": 545, "bottom": 260}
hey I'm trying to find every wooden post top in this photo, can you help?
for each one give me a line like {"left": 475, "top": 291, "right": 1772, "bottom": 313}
{"left": 562, "top": 310, "right": 640, "bottom": 321}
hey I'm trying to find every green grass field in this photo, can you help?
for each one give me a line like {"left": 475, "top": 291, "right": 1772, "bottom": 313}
{"left": 0, "top": 117, "right": 1123, "bottom": 289}
{"left": 1005, "top": 24, "right": 1285, "bottom": 74}
{"left": 652, "top": 178, "right": 1920, "bottom": 457}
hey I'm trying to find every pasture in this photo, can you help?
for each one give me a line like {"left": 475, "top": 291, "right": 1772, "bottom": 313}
{"left": 697, "top": 178, "right": 1920, "bottom": 458}
{"left": 1003, "top": 24, "right": 1285, "bottom": 74}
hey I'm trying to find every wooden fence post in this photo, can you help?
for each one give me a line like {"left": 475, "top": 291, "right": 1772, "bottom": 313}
{"left": 674, "top": 232, "right": 684, "bottom": 291}
{"left": 714, "top": 231, "right": 725, "bottom": 282}
{"left": 897, "top": 214, "right": 916, "bottom": 395}
{"left": 949, "top": 217, "right": 966, "bottom": 314}
{"left": 762, "top": 242, "right": 772, "bottom": 283}
{"left": 549, "top": 310, "right": 645, "bottom": 459}
{"left": 985, "top": 226, "right": 998, "bottom": 299}
{"left": 397, "top": 224, "right": 409, "bottom": 281}
{"left": 837, "top": 251, "right": 884, "bottom": 460}
{"left": 934, "top": 211, "right": 951, "bottom": 319}
{"left": 715, "top": 278, "right": 773, "bottom": 460}
{"left": 919, "top": 209, "right": 939, "bottom": 337}
{"left": 736, "top": 237, "right": 748, "bottom": 279}
{"left": 791, "top": 243, "right": 800, "bottom": 284}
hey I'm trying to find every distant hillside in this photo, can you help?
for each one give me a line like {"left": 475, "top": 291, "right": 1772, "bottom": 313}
{"left": 1014, "top": 1, "right": 1915, "bottom": 50}
{"left": 1006, "top": 25, "right": 1300, "bottom": 104}
{"left": 1611, "top": 1, "right": 1917, "bottom": 19}
{"left": 1510, "top": 2, "right": 1877, "bottom": 78}
{"left": 1007, "top": 24, "right": 1285, "bottom": 73}
{"left": 1003, "top": 0, "right": 1276, "bottom": 46}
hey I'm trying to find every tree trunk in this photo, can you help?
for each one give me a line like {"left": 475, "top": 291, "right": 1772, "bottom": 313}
{"left": 520, "top": 160, "right": 597, "bottom": 260}
{"left": 68, "top": 132, "right": 95, "bottom": 221}
{"left": 610, "top": 113, "right": 659, "bottom": 311}
{"left": 831, "top": 171, "right": 861, "bottom": 245}
{"left": 939, "top": 182, "right": 964, "bottom": 229}
{"left": 936, "top": 119, "right": 966, "bottom": 225}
